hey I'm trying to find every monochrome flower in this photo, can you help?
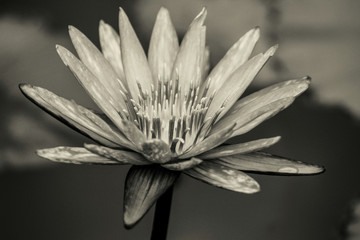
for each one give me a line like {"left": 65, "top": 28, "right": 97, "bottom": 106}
{"left": 20, "top": 7, "right": 324, "bottom": 228}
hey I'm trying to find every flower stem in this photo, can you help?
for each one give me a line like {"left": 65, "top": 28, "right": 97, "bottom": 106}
{"left": 150, "top": 185, "right": 174, "bottom": 240}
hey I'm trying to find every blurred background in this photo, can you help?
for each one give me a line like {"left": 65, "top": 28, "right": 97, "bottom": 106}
{"left": 1, "top": 0, "right": 360, "bottom": 239}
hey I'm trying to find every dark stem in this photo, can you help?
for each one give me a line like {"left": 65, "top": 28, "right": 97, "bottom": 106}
{"left": 150, "top": 185, "right": 174, "bottom": 240}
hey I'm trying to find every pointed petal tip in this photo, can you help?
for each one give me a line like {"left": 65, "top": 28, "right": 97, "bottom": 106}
{"left": 55, "top": 44, "right": 66, "bottom": 54}
{"left": 99, "top": 20, "right": 106, "bottom": 30}
{"left": 304, "top": 75, "right": 312, "bottom": 83}
{"left": 68, "top": 25, "right": 76, "bottom": 33}
{"left": 55, "top": 45, "right": 73, "bottom": 65}
{"left": 266, "top": 44, "right": 279, "bottom": 56}
{"left": 36, "top": 149, "right": 47, "bottom": 158}
{"left": 19, "top": 84, "right": 38, "bottom": 97}
{"left": 309, "top": 164, "right": 326, "bottom": 175}
{"left": 18, "top": 83, "right": 29, "bottom": 91}
{"left": 123, "top": 213, "right": 140, "bottom": 229}
{"left": 118, "top": 7, "right": 127, "bottom": 20}
{"left": 272, "top": 136, "right": 282, "bottom": 144}
{"left": 248, "top": 182, "right": 261, "bottom": 194}
{"left": 252, "top": 26, "right": 260, "bottom": 36}
{"left": 277, "top": 163, "right": 325, "bottom": 175}
{"left": 193, "top": 7, "right": 207, "bottom": 25}
{"left": 158, "top": 6, "right": 170, "bottom": 16}
{"left": 68, "top": 25, "right": 83, "bottom": 40}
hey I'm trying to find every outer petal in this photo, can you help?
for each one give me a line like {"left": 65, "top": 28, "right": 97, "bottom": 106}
{"left": 84, "top": 144, "right": 150, "bottom": 165}
{"left": 37, "top": 146, "right": 120, "bottom": 164}
{"left": 211, "top": 77, "right": 311, "bottom": 137}
{"left": 198, "top": 136, "right": 281, "bottom": 159}
{"left": 162, "top": 157, "right": 203, "bottom": 171}
{"left": 19, "top": 84, "right": 127, "bottom": 148}
{"left": 68, "top": 26, "right": 127, "bottom": 110}
{"left": 185, "top": 161, "right": 260, "bottom": 193}
{"left": 229, "top": 77, "right": 311, "bottom": 114}
{"left": 205, "top": 27, "right": 260, "bottom": 96}
{"left": 148, "top": 7, "right": 179, "bottom": 82}
{"left": 179, "top": 123, "right": 237, "bottom": 159}
{"left": 215, "top": 152, "right": 325, "bottom": 175}
{"left": 56, "top": 45, "right": 136, "bottom": 150}
{"left": 120, "top": 120, "right": 147, "bottom": 150}
{"left": 124, "top": 166, "right": 179, "bottom": 228}
{"left": 119, "top": 8, "right": 153, "bottom": 101}
{"left": 171, "top": 8, "right": 207, "bottom": 99}
{"left": 206, "top": 45, "right": 278, "bottom": 119}
{"left": 99, "top": 20, "right": 126, "bottom": 81}
{"left": 210, "top": 97, "right": 295, "bottom": 138}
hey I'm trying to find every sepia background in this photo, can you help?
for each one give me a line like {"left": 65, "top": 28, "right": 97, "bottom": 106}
{"left": 1, "top": 0, "right": 360, "bottom": 239}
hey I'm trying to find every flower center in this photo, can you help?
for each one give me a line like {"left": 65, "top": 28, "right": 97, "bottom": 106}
{"left": 122, "top": 76, "right": 217, "bottom": 156}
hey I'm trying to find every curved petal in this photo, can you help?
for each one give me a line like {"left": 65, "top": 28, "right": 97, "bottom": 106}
{"left": 99, "top": 20, "right": 126, "bottom": 81}
{"left": 211, "top": 78, "right": 310, "bottom": 137}
{"left": 206, "top": 45, "right": 278, "bottom": 119}
{"left": 212, "top": 76, "right": 311, "bottom": 135}
{"left": 202, "top": 46, "right": 210, "bottom": 79}
{"left": 124, "top": 165, "right": 179, "bottom": 228}
{"left": 205, "top": 27, "right": 260, "bottom": 96}
{"left": 171, "top": 8, "right": 207, "bottom": 99}
{"left": 162, "top": 157, "right": 203, "bottom": 171}
{"left": 119, "top": 8, "right": 153, "bottom": 101}
{"left": 19, "top": 84, "right": 128, "bottom": 148}
{"left": 229, "top": 77, "right": 311, "bottom": 114}
{"left": 210, "top": 97, "right": 295, "bottom": 138}
{"left": 185, "top": 161, "right": 260, "bottom": 193}
{"left": 37, "top": 146, "right": 120, "bottom": 164}
{"left": 56, "top": 45, "right": 136, "bottom": 150}
{"left": 120, "top": 120, "right": 147, "bottom": 150}
{"left": 148, "top": 7, "right": 179, "bottom": 82}
{"left": 68, "top": 26, "right": 127, "bottom": 110}
{"left": 179, "top": 123, "right": 236, "bottom": 159}
{"left": 198, "top": 136, "right": 281, "bottom": 159}
{"left": 215, "top": 152, "right": 325, "bottom": 175}
{"left": 84, "top": 144, "right": 150, "bottom": 165}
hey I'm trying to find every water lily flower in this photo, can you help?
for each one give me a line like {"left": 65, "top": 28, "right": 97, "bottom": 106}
{"left": 20, "top": 7, "right": 324, "bottom": 228}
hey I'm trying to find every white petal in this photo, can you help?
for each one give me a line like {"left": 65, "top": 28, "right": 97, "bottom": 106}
{"left": 206, "top": 45, "right": 278, "bottom": 119}
{"left": 230, "top": 77, "right": 311, "bottom": 113}
{"left": 212, "top": 77, "right": 310, "bottom": 136}
{"left": 202, "top": 46, "right": 210, "bottom": 78}
{"left": 119, "top": 8, "right": 153, "bottom": 101}
{"left": 162, "top": 157, "right": 203, "bottom": 171}
{"left": 179, "top": 123, "right": 236, "bottom": 159}
{"left": 120, "top": 120, "right": 147, "bottom": 150}
{"left": 185, "top": 161, "right": 260, "bottom": 194}
{"left": 56, "top": 45, "right": 136, "bottom": 150}
{"left": 37, "top": 146, "right": 120, "bottom": 164}
{"left": 148, "top": 7, "right": 179, "bottom": 82}
{"left": 20, "top": 84, "right": 128, "bottom": 148}
{"left": 171, "top": 8, "right": 207, "bottom": 99}
{"left": 198, "top": 136, "right": 281, "bottom": 159}
{"left": 124, "top": 166, "right": 179, "bottom": 228}
{"left": 205, "top": 27, "right": 260, "bottom": 95}
{"left": 99, "top": 20, "right": 126, "bottom": 81}
{"left": 211, "top": 97, "right": 294, "bottom": 139}
{"left": 215, "top": 152, "right": 325, "bottom": 175}
{"left": 84, "top": 144, "right": 149, "bottom": 165}
{"left": 68, "top": 26, "right": 127, "bottom": 110}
